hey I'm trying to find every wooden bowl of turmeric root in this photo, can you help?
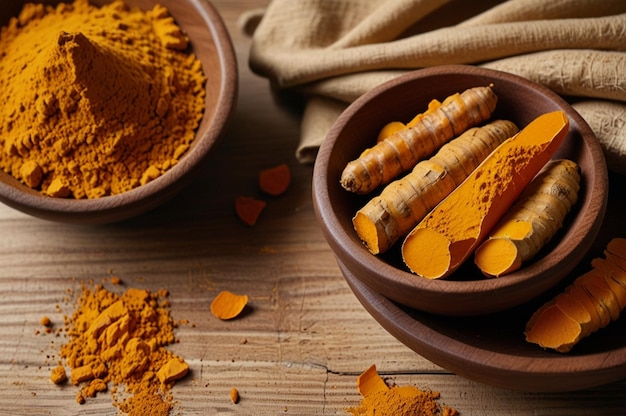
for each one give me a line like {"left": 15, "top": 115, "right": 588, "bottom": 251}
{"left": 313, "top": 65, "right": 608, "bottom": 317}
{"left": 0, "top": 0, "right": 237, "bottom": 223}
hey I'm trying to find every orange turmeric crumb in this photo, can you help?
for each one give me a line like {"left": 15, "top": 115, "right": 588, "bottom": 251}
{"left": 40, "top": 316, "right": 51, "bottom": 327}
{"left": 50, "top": 365, "right": 67, "bottom": 385}
{"left": 235, "top": 196, "right": 266, "bottom": 226}
{"left": 230, "top": 387, "right": 240, "bottom": 404}
{"left": 210, "top": 290, "right": 248, "bottom": 320}
{"left": 259, "top": 163, "right": 291, "bottom": 196}
{"left": 356, "top": 364, "right": 388, "bottom": 396}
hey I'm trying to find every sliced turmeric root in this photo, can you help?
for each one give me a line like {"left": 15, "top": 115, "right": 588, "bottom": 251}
{"left": 526, "top": 238, "right": 626, "bottom": 353}
{"left": 354, "top": 120, "right": 518, "bottom": 254}
{"left": 356, "top": 364, "right": 388, "bottom": 397}
{"left": 402, "top": 110, "right": 570, "bottom": 279}
{"left": 341, "top": 85, "right": 498, "bottom": 195}
{"left": 474, "top": 159, "right": 580, "bottom": 277}
{"left": 210, "top": 290, "right": 248, "bottom": 320}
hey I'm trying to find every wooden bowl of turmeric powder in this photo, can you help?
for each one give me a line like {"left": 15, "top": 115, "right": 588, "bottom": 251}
{"left": 313, "top": 65, "right": 608, "bottom": 317}
{"left": 0, "top": 0, "right": 237, "bottom": 223}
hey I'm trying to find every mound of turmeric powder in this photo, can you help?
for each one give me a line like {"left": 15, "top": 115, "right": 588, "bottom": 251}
{"left": 0, "top": 0, "right": 206, "bottom": 198}
{"left": 56, "top": 282, "right": 189, "bottom": 415}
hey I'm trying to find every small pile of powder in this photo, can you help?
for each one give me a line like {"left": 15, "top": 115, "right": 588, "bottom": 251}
{"left": 347, "top": 385, "right": 459, "bottom": 416}
{"left": 0, "top": 0, "right": 206, "bottom": 198}
{"left": 348, "top": 365, "right": 458, "bottom": 416}
{"left": 53, "top": 282, "right": 188, "bottom": 415}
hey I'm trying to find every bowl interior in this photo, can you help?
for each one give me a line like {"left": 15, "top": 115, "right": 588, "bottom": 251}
{"left": 313, "top": 65, "right": 607, "bottom": 316}
{"left": 0, "top": 0, "right": 237, "bottom": 223}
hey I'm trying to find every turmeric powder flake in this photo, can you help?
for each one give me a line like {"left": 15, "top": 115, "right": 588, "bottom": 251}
{"left": 210, "top": 290, "right": 249, "bottom": 320}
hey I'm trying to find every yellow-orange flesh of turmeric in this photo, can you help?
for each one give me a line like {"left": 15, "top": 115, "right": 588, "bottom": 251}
{"left": 341, "top": 85, "right": 498, "bottom": 195}
{"left": 376, "top": 99, "right": 442, "bottom": 142}
{"left": 356, "top": 364, "right": 389, "bottom": 397}
{"left": 353, "top": 120, "right": 518, "bottom": 254}
{"left": 401, "top": 110, "right": 570, "bottom": 279}
{"left": 474, "top": 159, "right": 580, "bottom": 277}
{"left": 210, "top": 290, "right": 248, "bottom": 320}
{"left": 525, "top": 238, "right": 626, "bottom": 353}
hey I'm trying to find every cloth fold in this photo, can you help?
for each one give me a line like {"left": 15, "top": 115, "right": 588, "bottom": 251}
{"left": 246, "top": 0, "right": 626, "bottom": 175}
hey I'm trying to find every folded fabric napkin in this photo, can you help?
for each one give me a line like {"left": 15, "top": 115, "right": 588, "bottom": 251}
{"left": 245, "top": 0, "right": 626, "bottom": 175}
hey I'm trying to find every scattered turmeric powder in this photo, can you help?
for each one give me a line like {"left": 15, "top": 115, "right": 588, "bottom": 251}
{"left": 475, "top": 159, "right": 580, "bottom": 277}
{"left": 402, "top": 111, "right": 569, "bottom": 279}
{"left": 54, "top": 282, "right": 188, "bottom": 415}
{"left": 353, "top": 120, "right": 518, "bottom": 254}
{"left": 348, "top": 365, "right": 458, "bottom": 416}
{"left": 0, "top": 0, "right": 206, "bottom": 198}
{"left": 340, "top": 85, "right": 498, "bottom": 195}
{"left": 210, "top": 290, "right": 249, "bottom": 320}
{"left": 235, "top": 196, "right": 266, "bottom": 226}
{"left": 526, "top": 237, "right": 626, "bottom": 352}
{"left": 259, "top": 163, "right": 291, "bottom": 196}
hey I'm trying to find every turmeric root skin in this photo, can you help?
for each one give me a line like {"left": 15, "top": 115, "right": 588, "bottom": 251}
{"left": 340, "top": 85, "right": 497, "bottom": 195}
{"left": 354, "top": 120, "right": 518, "bottom": 254}
{"left": 402, "top": 111, "right": 570, "bottom": 279}
{"left": 474, "top": 159, "right": 581, "bottom": 277}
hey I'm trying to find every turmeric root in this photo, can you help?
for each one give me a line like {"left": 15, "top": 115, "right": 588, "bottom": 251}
{"left": 354, "top": 119, "right": 518, "bottom": 254}
{"left": 525, "top": 238, "right": 626, "bottom": 353}
{"left": 340, "top": 85, "right": 498, "bottom": 194}
{"left": 474, "top": 159, "right": 581, "bottom": 277}
{"left": 376, "top": 99, "right": 442, "bottom": 142}
{"left": 402, "top": 110, "right": 569, "bottom": 279}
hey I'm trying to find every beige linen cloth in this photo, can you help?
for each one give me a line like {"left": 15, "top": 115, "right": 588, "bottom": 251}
{"left": 244, "top": 0, "right": 626, "bottom": 175}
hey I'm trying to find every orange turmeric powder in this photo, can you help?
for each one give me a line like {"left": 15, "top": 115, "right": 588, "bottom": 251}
{"left": 0, "top": 0, "right": 206, "bottom": 198}
{"left": 348, "top": 365, "right": 458, "bottom": 416}
{"left": 55, "top": 281, "right": 188, "bottom": 414}
{"left": 353, "top": 120, "right": 518, "bottom": 254}
{"left": 402, "top": 111, "right": 569, "bottom": 279}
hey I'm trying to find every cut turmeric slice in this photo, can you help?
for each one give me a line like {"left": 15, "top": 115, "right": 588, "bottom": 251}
{"left": 526, "top": 238, "right": 626, "bottom": 352}
{"left": 341, "top": 85, "right": 498, "bottom": 195}
{"left": 402, "top": 111, "right": 570, "bottom": 279}
{"left": 474, "top": 159, "right": 580, "bottom": 277}
{"left": 356, "top": 364, "right": 388, "bottom": 397}
{"left": 235, "top": 196, "right": 266, "bottom": 226}
{"left": 259, "top": 163, "right": 291, "bottom": 196}
{"left": 210, "top": 290, "right": 248, "bottom": 320}
{"left": 354, "top": 120, "right": 518, "bottom": 254}
{"left": 524, "top": 302, "right": 582, "bottom": 353}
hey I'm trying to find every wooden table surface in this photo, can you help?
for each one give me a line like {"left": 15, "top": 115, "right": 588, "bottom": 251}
{"left": 1, "top": 1, "right": 625, "bottom": 414}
